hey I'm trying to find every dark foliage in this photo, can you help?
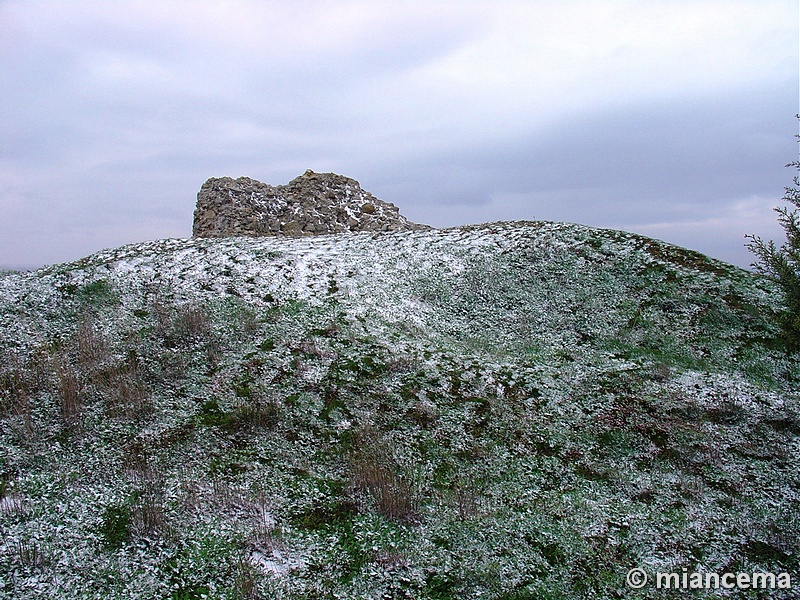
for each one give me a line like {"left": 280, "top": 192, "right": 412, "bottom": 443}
{"left": 746, "top": 121, "right": 800, "bottom": 353}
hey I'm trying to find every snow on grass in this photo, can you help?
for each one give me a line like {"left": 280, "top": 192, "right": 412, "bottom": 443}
{"left": 0, "top": 221, "right": 798, "bottom": 599}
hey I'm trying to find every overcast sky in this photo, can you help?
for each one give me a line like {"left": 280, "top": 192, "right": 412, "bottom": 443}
{"left": 1, "top": 0, "right": 797, "bottom": 270}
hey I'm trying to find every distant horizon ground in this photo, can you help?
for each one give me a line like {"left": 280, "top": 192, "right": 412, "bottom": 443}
{"left": 0, "top": 219, "right": 767, "bottom": 273}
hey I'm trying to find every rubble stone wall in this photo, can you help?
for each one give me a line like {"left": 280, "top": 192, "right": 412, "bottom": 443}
{"left": 192, "top": 169, "right": 430, "bottom": 238}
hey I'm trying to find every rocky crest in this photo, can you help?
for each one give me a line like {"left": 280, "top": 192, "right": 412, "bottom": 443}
{"left": 192, "top": 169, "right": 430, "bottom": 238}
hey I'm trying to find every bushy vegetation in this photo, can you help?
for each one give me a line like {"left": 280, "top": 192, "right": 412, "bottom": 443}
{"left": 747, "top": 123, "right": 800, "bottom": 354}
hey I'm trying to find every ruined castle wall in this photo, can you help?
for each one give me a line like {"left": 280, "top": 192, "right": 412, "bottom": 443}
{"left": 192, "top": 170, "right": 430, "bottom": 238}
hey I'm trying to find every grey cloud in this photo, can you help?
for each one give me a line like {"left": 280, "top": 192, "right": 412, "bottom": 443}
{"left": 348, "top": 80, "right": 796, "bottom": 267}
{"left": 0, "top": 1, "right": 796, "bottom": 270}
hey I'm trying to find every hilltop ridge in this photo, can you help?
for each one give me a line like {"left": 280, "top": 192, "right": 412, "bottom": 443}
{"left": 1, "top": 220, "right": 798, "bottom": 599}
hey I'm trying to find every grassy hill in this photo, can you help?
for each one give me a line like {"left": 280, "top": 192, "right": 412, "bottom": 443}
{"left": 1, "top": 221, "right": 798, "bottom": 599}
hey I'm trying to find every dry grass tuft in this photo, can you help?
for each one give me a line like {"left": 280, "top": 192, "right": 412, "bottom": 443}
{"left": 1, "top": 365, "right": 34, "bottom": 440}
{"left": 75, "top": 318, "right": 108, "bottom": 369}
{"left": 4, "top": 538, "right": 46, "bottom": 569}
{"left": 95, "top": 358, "right": 151, "bottom": 421}
{"left": 348, "top": 429, "right": 419, "bottom": 523}
{"left": 54, "top": 356, "right": 81, "bottom": 430}
{"left": 126, "top": 463, "right": 171, "bottom": 540}
{"left": 234, "top": 554, "right": 264, "bottom": 600}
{"left": 449, "top": 478, "right": 489, "bottom": 519}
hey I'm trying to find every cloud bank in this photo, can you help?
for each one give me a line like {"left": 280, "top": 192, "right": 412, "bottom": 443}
{"left": 1, "top": 0, "right": 796, "bottom": 269}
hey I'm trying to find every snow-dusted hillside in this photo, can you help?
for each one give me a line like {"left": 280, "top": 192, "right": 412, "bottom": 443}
{"left": 1, "top": 221, "right": 798, "bottom": 599}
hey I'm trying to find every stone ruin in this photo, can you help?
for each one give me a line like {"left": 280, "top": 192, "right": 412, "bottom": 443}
{"left": 192, "top": 169, "right": 430, "bottom": 238}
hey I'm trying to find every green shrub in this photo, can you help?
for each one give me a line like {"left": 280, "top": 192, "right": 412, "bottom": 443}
{"left": 195, "top": 398, "right": 234, "bottom": 430}
{"left": 76, "top": 279, "right": 119, "bottom": 307}
{"left": 99, "top": 503, "right": 131, "bottom": 550}
{"left": 747, "top": 126, "right": 800, "bottom": 353}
